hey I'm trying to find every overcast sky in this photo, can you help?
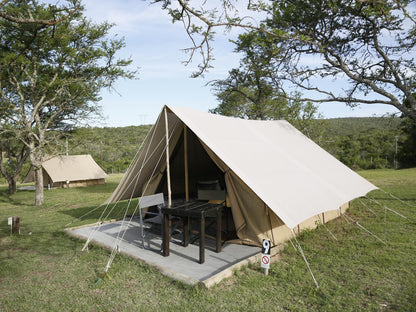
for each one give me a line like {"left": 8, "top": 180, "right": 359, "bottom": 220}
{"left": 82, "top": 0, "right": 399, "bottom": 127}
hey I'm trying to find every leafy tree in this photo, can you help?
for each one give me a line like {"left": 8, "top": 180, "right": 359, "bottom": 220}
{"left": 0, "top": 0, "right": 80, "bottom": 25}
{"left": 0, "top": 131, "right": 29, "bottom": 194}
{"left": 210, "top": 32, "right": 324, "bottom": 140}
{"left": 154, "top": 0, "right": 416, "bottom": 122}
{"left": 398, "top": 118, "right": 416, "bottom": 167}
{"left": 0, "top": 1, "right": 137, "bottom": 205}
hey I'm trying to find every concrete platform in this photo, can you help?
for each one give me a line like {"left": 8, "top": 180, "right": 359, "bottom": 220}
{"left": 66, "top": 217, "right": 261, "bottom": 288}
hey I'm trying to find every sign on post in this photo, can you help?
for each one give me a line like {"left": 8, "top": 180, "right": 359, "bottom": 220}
{"left": 261, "top": 239, "right": 271, "bottom": 274}
{"left": 262, "top": 239, "right": 271, "bottom": 255}
{"left": 8, "top": 216, "right": 20, "bottom": 234}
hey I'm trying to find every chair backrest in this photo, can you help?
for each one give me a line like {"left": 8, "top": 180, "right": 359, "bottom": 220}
{"left": 138, "top": 193, "right": 165, "bottom": 209}
{"left": 197, "top": 180, "right": 225, "bottom": 201}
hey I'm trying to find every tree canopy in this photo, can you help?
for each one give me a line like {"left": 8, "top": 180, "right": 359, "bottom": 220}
{"left": 155, "top": 0, "right": 416, "bottom": 122}
{"left": 0, "top": 1, "right": 137, "bottom": 204}
{"left": 210, "top": 31, "right": 323, "bottom": 139}
{"left": 0, "top": 0, "right": 80, "bottom": 25}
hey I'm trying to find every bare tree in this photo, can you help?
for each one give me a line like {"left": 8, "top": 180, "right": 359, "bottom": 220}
{"left": 154, "top": 0, "right": 416, "bottom": 122}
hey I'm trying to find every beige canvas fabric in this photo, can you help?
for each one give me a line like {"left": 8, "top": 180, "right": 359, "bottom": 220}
{"left": 108, "top": 106, "right": 377, "bottom": 245}
{"left": 24, "top": 155, "right": 108, "bottom": 186}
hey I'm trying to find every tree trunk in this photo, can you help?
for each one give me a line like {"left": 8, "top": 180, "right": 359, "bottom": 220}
{"left": 8, "top": 178, "right": 17, "bottom": 195}
{"left": 34, "top": 167, "right": 44, "bottom": 206}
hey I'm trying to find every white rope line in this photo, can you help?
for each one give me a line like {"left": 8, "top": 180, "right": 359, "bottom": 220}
{"left": 358, "top": 199, "right": 378, "bottom": 217}
{"left": 291, "top": 229, "right": 319, "bottom": 289}
{"left": 341, "top": 212, "right": 351, "bottom": 224}
{"left": 378, "top": 188, "right": 416, "bottom": 208}
{"left": 114, "top": 113, "right": 163, "bottom": 184}
{"left": 80, "top": 126, "right": 158, "bottom": 251}
{"left": 65, "top": 202, "right": 106, "bottom": 227}
{"left": 105, "top": 135, "right": 167, "bottom": 266}
{"left": 106, "top": 123, "right": 167, "bottom": 204}
{"left": 317, "top": 215, "right": 338, "bottom": 241}
{"left": 343, "top": 213, "right": 387, "bottom": 245}
{"left": 103, "top": 119, "right": 180, "bottom": 272}
{"left": 105, "top": 120, "right": 179, "bottom": 269}
{"left": 105, "top": 244, "right": 120, "bottom": 273}
{"left": 288, "top": 237, "right": 298, "bottom": 251}
{"left": 111, "top": 139, "right": 168, "bottom": 249}
{"left": 81, "top": 118, "right": 167, "bottom": 251}
{"left": 365, "top": 196, "right": 408, "bottom": 220}
{"left": 126, "top": 113, "right": 162, "bottom": 202}
{"left": 82, "top": 202, "right": 116, "bottom": 251}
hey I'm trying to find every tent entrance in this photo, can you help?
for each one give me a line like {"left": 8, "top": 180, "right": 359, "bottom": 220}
{"left": 157, "top": 127, "right": 225, "bottom": 198}
{"left": 155, "top": 127, "right": 238, "bottom": 242}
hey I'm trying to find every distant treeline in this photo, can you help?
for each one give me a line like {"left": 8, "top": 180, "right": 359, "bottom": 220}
{"left": 58, "top": 117, "right": 408, "bottom": 174}
{"left": 8, "top": 117, "right": 406, "bottom": 185}
{"left": 319, "top": 117, "right": 404, "bottom": 170}
{"left": 65, "top": 125, "right": 152, "bottom": 174}
{"left": 3, "top": 117, "right": 411, "bottom": 186}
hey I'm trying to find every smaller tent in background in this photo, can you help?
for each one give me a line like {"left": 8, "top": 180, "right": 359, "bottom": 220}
{"left": 24, "top": 155, "right": 109, "bottom": 188}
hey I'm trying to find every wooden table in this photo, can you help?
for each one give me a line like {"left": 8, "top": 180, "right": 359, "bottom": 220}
{"left": 161, "top": 200, "right": 224, "bottom": 264}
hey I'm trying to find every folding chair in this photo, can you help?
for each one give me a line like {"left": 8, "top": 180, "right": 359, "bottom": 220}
{"left": 138, "top": 193, "right": 165, "bottom": 249}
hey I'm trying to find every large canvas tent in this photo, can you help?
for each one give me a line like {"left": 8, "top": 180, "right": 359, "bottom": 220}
{"left": 109, "top": 106, "right": 377, "bottom": 246}
{"left": 24, "top": 155, "right": 109, "bottom": 188}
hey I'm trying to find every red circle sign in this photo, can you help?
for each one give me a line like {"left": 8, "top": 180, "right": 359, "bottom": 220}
{"left": 262, "top": 255, "right": 270, "bottom": 265}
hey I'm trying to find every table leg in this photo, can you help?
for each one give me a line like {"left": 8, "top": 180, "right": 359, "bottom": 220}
{"left": 183, "top": 216, "right": 189, "bottom": 247}
{"left": 216, "top": 208, "right": 222, "bottom": 253}
{"left": 199, "top": 215, "right": 205, "bottom": 264}
{"left": 163, "top": 213, "right": 170, "bottom": 257}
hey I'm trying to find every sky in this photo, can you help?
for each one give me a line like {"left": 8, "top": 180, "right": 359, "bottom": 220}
{"left": 82, "top": 0, "right": 400, "bottom": 127}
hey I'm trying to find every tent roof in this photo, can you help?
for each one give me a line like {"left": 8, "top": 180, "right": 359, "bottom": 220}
{"left": 168, "top": 106, "right": 377, "bottom": 229}
{"left": 41, "top": 155, "right": 108, "bottom": 183}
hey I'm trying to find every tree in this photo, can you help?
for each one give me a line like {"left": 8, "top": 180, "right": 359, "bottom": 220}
{"left": 398, "top": 118, "right": 416, "bottom": 168}
{"left": 0, "top": 1, "right": 137, "bottom": 205}
{"left": 0, "top": 130, "right": 29, "bottom": 194}
{"left": 398, "top": 94, "right": 416, "bottom": 167}
{"left": 154, "top": 0, "right": 416, "bottom": 122}
{"left": 0, "top": 0, "right": 80, "bottom": 25}
{"left": 210, "top": 32, "right": 324, "bottom": 140}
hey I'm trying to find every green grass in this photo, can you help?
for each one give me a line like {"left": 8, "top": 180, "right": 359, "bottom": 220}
{"left": 1, "top": 170, "right": 416, "bottom": 311}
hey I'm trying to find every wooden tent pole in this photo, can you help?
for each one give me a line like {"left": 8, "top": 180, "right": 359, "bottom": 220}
{"left": 184, "top": 124, "right": 189, "bottom": 202}
{"left": 164, "top": 107, "right": 172, "bottom": 207}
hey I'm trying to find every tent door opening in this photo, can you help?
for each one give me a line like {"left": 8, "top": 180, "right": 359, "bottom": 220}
{"left": 155, "top": 126, "right": 237, "bottom": 244}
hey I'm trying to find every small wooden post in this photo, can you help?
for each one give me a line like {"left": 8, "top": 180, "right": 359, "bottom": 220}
{"left": 12, "top": 216, "right": 20, "bottom": 234}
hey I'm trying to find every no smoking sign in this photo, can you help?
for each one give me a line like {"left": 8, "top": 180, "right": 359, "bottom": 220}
{"left": 261, "top": 255, "right": 270, "bottom": 267}
{"left": 260, "top": 239, "right": 271, "bottom": 269}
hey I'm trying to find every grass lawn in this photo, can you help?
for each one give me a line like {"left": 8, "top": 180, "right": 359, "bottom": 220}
{"left": 1, "top": 169, "right": 416, "bottom": 311}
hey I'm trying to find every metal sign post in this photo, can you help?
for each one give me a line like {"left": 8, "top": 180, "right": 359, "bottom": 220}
{"left": 261, "top": 239, "right": 271, "bottom": 275}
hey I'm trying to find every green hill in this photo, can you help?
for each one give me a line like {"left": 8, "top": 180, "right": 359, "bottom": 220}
{"left": 63, "top": 117, "right": 404, "bottom": 173}
{"left": 324, "top": 117, "right": 402, "bottom": 137}
{"left": 65, "top": 125, "right": 152, "bottom": 173}
{"left": 320, "top": 117, "right": 403, "bottom": 170}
